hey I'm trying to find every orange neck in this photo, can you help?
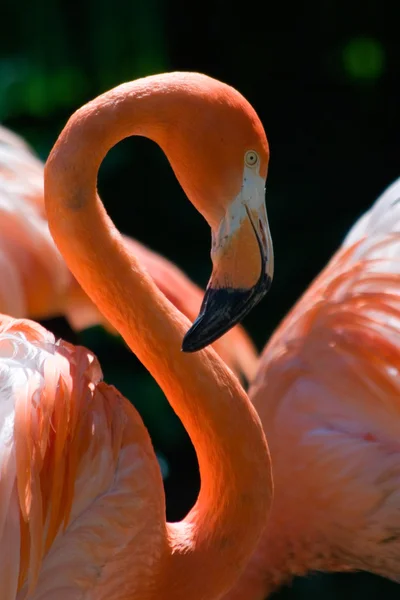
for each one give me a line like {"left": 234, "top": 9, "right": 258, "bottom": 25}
{"left": 44, "top": 75, "right": 272, "bottom": 600}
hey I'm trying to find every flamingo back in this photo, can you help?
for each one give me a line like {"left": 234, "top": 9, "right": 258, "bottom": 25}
{"left": 248, "top": 178, "right": 400, "bottom": 582}
{"left": 0, "top": 315, "right": 166, "bottom": 599}
{"left": 0, "top": 128, "right": 69, "bottom": 317}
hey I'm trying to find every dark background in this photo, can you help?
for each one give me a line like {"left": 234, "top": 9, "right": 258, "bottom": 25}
{"left": 2, "top": 1, "right": 400, "bottom": 597}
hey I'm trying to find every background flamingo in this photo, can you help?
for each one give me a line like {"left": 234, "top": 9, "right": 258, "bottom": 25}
{"left": 0, "top": 124, "right": 258, "bottom": 383}
{"left": 0, "top": 72, "right": 273, "bottom": 599}
{"left": 222, "top": 175, "right": 400, "bottom": 599}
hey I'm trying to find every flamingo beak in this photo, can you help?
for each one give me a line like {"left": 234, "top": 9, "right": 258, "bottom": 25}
{"left": 182, "top": 171, "right": 273, "bottom": 352}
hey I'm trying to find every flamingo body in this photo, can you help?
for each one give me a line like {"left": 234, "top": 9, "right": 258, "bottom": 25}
{"left": 0, "top": 127, "right": 68, "bottom": 318}
{"left": 224, "top": 178, "right": 400, "bottom": 599}
{"left": 0, "top": 316, "right": 165, "bottom": 600}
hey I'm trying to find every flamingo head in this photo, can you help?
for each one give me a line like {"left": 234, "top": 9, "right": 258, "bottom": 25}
{"left": 155, "top": 72, "right": 274, "bottom": 351}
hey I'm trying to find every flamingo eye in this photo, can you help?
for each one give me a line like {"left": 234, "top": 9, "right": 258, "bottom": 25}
{"left": 245, "top": 150, "right": 259, "bottom": 168}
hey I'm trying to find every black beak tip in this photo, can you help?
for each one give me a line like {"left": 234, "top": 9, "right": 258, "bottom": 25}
{"left": 181, "top": 327, "right": 202, "bottom": 353}
{"left": 181, "top": 311, "right": 213, "bottom": 353}
{"left": 181, "top": 272, "right": 272, "bottom": 354}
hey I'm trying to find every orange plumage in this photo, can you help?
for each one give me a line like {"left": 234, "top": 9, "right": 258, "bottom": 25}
{"left": 224, "top": 177, "right": 400, "bottom": 598}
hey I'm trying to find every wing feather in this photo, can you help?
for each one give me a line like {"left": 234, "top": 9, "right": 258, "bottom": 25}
{"left": 248, "top": 178, "right": 400, "bottom": 581}
{"left": 254, "top": 177, "right": 400, "bottom": 417}
{"left": 343, "top": 176, "right": 400, "bottom": 247}
{"left": 0, "top": 130, "right": 69, "bottom": 318}
{"left": 0, "top": 316, "right": 165, "bottom": 599}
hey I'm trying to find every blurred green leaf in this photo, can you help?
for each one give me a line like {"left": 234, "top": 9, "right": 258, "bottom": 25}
{"left": 342, "top": 37, "right": 385, "bottom": 82}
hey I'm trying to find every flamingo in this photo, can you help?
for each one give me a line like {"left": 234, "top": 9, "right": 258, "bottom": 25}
{"left": 0, "top": 71, "right": 274, "bottom": 599}
{"left": 0, "top": 124, "right": 258, "bottom": 382}
{"left": 223, "top": 177, "right": 400, "bottom": 599}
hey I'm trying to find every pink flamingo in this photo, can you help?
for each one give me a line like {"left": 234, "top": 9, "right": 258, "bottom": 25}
{"left": 224, "top": 176, "right": 400, "bottom": 598}
{"left": 0, "top": 124, "right": 258, "bottom": 382}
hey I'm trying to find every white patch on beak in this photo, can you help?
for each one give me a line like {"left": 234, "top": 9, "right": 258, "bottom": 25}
{"left": 212, "top": 165, "right": 274, "bottom": 280}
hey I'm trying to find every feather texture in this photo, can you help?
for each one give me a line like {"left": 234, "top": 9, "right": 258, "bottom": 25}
{"left": 223, "top": 178, "right": 400, "bottom": 599}
{"left": 0, "top": 315, "right": 166, "bottom": 599}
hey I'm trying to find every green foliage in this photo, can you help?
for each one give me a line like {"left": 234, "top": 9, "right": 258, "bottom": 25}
{"left": 342, "top": 37, "right": 385, "bottom": 82}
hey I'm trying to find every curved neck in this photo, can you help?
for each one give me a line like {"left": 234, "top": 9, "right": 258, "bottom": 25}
{"left": 44, "top": 78, "right": 271, "bottom": 600}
